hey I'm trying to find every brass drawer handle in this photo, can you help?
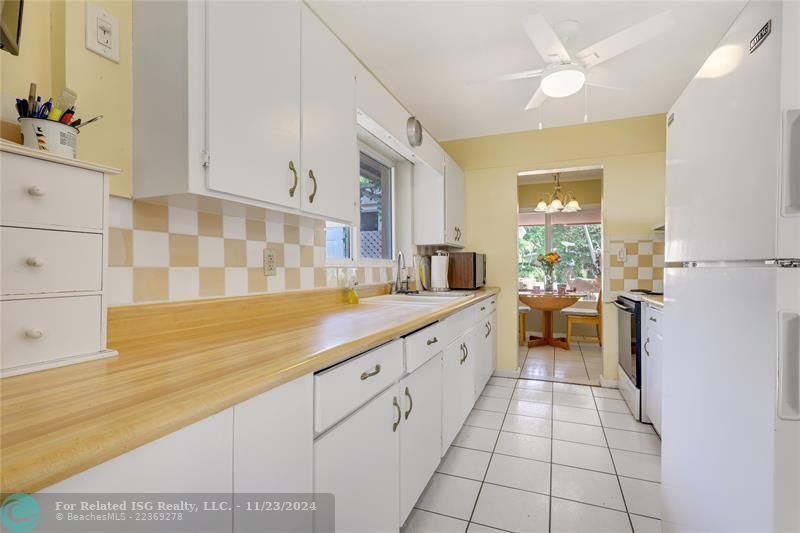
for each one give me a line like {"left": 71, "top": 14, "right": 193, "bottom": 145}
{"left": 360, "top": 364, "right": 381, "bottom": 380}
{"left": 404, "top": 387, "right": 413, "bottom": 420}
{"left": 426, "top": 337, "right": 438, "bottom": 346}
{"left": 393, "top": 396, "right": 401, "bottom": 432}
{"left": 481, "top": 306, "right": 486, "bottom": 311}
{"left": 459, "top": 343, "right": 468, "bottom": 364}
{"left": 288, "top": 160, "right": 298, "bottom": 197}
{"left": 649, "top": 316, "right": 658, "bottom": 323}
{"left": 24, "top": 328, "right": 44, "bottom": 339}
{"left": 485, "top": 322, "right": 491, "bottom": 338}
{"left": 26, "top": 257, "right": 44, "bottom": 267}
{"left": 27, "top": 186, "right": 46, "bottom": 197}
{"left": 308, "top": 169, "right": 318, "bottom": 203}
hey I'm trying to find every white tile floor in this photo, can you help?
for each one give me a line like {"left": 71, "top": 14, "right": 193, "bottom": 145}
{"left": 519, "top": 342, "right": 604, "bottom": 386}
{"left": 403, "top": 377, "right": 661, "bottom": 533}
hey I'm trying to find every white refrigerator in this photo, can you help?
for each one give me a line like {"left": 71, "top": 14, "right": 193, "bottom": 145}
{"left": 662, "top": 0, "right": 800, "bottom": 531}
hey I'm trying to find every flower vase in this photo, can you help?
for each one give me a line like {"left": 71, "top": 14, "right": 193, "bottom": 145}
{"left": 544, "top": 271, "right": 554, "bottom": 293}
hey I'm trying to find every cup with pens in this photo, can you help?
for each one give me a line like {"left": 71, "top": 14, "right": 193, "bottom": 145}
{"left": 15, "top": 82, "right": 103, "bottom": 159}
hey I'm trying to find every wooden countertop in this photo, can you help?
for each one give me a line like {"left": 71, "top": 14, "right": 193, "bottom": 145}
{"left": 0, "top": 286, "right": 499, "bottom": 496}
{"left": 642, "top": 294, "right": 664, "bottom": 307}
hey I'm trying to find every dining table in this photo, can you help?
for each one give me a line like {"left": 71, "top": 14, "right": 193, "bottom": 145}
{"left": 518, "top": 291, "right": 587, "bottom": 350}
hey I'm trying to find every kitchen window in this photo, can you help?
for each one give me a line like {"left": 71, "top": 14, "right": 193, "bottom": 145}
{"left": 518, "top": 207, "right": 602, "bottom": 291}
{"left": 325, "top": 149, "right": 394, "bottom": 263}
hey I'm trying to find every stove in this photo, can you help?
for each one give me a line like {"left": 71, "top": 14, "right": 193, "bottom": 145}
{"left": 620, "top": 289, "right": 663, "bottom": 302}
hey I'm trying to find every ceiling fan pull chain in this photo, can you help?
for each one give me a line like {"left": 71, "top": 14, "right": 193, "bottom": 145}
{"left": 584, "top": 85, "right": 589, "bottom": 123}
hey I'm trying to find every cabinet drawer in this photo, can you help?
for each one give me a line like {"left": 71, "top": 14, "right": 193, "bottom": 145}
{"left": 1, "top": 152, "right": 104, "bottom": 230}
{"left": 1, "top": 296, "right": 102, "bottom": 373}
{"left": 404, "top": 321, "right": 446, "bottom": 373}
{"left": 315, "top": 339, "right": 403, "bottom": 433}
{"left": 444, "top": 306, "right": 477, "bottom": 338}
{"left": 475, "top": 297, "right": 496, "bottom": 320}
{"left": 1, "top": 227, "right": 102, "bottom": 296}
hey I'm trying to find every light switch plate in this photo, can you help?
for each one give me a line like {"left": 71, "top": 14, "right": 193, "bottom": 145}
{"left": 263, "top": 248, "right": 277, "bottom": 277}
{"left": 85, "top": 3, "right": 120, "bottom": 63}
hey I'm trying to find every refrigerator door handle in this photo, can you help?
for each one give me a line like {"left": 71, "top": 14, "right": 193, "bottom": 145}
{"left": 777, "top": 311, "right": 800, "bottom": 421}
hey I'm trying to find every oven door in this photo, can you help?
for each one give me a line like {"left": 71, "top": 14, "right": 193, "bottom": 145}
{"left": 615, "top": 300, "right": 639, "bottom": 387}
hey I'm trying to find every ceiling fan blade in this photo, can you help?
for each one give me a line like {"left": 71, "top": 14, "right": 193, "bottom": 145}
{"left": 577, "top": 11, "right": 675, "bottom": 68}
{"left": 585, "top": 80, "right": 625, "bottom": 91}
{"left": 524, "top": 87, "right": 547, "bottom": 110}
{"left": 497, "top": 68, "right": 545, "bottom": 82}
{"left": 523, "top": 15, "right": 571, "bottom": 64}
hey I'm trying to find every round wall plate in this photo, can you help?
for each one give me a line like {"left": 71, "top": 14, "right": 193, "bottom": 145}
{"left": 407, "top": 116, "right": 423, "bottom": 147}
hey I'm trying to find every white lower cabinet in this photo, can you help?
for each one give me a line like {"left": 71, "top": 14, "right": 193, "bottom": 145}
{"left": 442, "top": 330, "right": 477, "bottom": 454}
{"left": 41, "top": 408, "right": 234, "bottom": 494}
{"left": 314, "top": 385, "right": 401, "bottom": 532}
{"left": 644, "top": 305, "right": 664, "bottom": 434}
{"left": 474, "top": 311, "right": 497, "bottom": 399}
{"left": 399, "top": 354, "right": 443, "bottom": 525}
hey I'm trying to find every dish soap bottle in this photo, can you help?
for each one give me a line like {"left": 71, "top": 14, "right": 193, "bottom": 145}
{"left": 346, "top": 277, "right": 359, "bottom": 304}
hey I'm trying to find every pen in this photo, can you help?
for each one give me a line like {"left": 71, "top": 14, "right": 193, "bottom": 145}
{"left": 38, "top": 99, "right": 52, "bottom": 119}
{"left": 27, "top": 83, "right": 36, "bottom": 116}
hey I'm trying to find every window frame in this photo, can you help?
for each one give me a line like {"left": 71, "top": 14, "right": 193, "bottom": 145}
{"left": 325, "top": 143, "right": 396, "bottom": 267}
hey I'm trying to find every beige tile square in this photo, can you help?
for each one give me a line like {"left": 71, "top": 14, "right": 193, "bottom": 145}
{"left": 133, "top": 267, "right": 168, "bottom": 302}
{"left": 653, "top": 267, "right": 664, "bottom": 280}
{"left": 285, "top": 267, "right": 301, "bottom": 290}
{"left": 246, "top": 219, "right": 266, "bottom": 241}
{"left": 623, "top": 267, "right": 638, "bottom": 280}
{"left": 610, "top": 255, "right": 623, "bottom": 267}
{"left": 284, "top": 214, "right": 300, "bottom": 226}
{"left": 300, "top": 245, "right": 314, "bottom": 267}
{"left": 638, "top": 254, "right": 653, "bottom": 267}
{"left": 199, "top": 268, "right": 225, "bottom": 297}
{"left": 624, "top": 242, "right": 638, "bottom": 255}
{"left": 314, "top": 267, "right": 327, "bottom": 288}
{"left": 169, "top": 234, "right": 198, "bottom": 267}
{"left": 198, "top": 212, "right": 223, "bottom": 237}
{"left": 610, "top": 279, "right": 624, "bottom": 291}
{"left": 314, "top": 228, "right": 325, "bottom": 246}
{"left": 639, "top": 279, "right": 653, "bottom": 290}
{"left": 109, "top": 228, "right": 133, "bottom": 266}
{"left": 133, "top": 201, "right": 168, "bottom": 232}
{"left": 248, "top": 267, "right": 267, "bottom": 293}
{"left": 284, "top": 224, "right": 300, "bottom": 244}
{"left": 267, "top": 244, "right": 284, "bottom": 267}
{"left": 224, "top": 239, "right": 247, "bottom": 267}
{"left": 653, "top": 241, "right": 665, "bottom": 255}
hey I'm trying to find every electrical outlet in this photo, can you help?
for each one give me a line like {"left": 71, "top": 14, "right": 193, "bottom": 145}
{"left": 263, "top": 248, "right": 277, "bottom": 276}
{"left": 85, "top": 3, "right": 120, "bottom": 63}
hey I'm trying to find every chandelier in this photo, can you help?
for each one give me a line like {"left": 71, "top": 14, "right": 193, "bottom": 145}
{"left": 533, "top": 173, "right": 582, "bottom": 214}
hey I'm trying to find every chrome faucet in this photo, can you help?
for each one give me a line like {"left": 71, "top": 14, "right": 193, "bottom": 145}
{"left": 393, "top": 251, "right": 411, "bottom": 294}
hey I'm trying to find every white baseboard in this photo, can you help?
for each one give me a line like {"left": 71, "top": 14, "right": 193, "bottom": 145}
{"left": 493, "top": 368, "right": 521, "bottom": 379}
{"left": 599, "top": 376, "right": 618, "bottom": 388}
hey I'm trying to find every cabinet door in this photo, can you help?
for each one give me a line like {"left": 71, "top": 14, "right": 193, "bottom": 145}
{"left": 442, "top": 333, "right": 476, "bottom": 454}
{"left": 301, "top": 6, "right": 357, "bottom": 222}
{"left": 234, "top": 375, "right": 312, "bottom": 493}
{"left": 413, "top": 161, "right": 446, "bottom": 246}
{"left": 444, "top": 153, "right": 465, "bottom": 247}
{"left": 400, "top": 354, "right": 443, "bottom": 525}
{"left": 206, "top": 1, "right": 301, "bottom": 208}
{"left": 474, "top": 312, "right": 497, "bottom": 399}
{"left": 314, "top": 385, "right": 400, "bottom": 532}
{"left": 645, "top": 320, "right": 664, "bottom": 434}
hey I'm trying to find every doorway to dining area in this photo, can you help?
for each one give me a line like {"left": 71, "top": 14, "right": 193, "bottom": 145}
{"left": 517, "top": 167, "right": 603, "bottom": 385}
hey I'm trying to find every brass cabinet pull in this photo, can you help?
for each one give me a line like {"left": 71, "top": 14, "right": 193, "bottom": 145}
{"left": 649, "top": 316, "right": 658, "bottom": 323}
{"left": 27, "top": 186, "right": 46, "bottom": 197}
{"left": 481, "top": 306, "right": 486, "bottom": 311}
{"left": 459, "top": 343, "right": 468, "bottom": 364}
{"left": 360, "top": 364, "right": 381, "bottom": 380}
{"left": 393, "top": 396, "right": 401, "bottom": 432}
{"left": 288, "top": 160, "right": 298, "bottom": 197}
{"left": 485, "top": 322, "right": 491, "bottom": 338}
{"left": 644, "top": 339, "right": 651, "bottom": 357}
{"left": 426, "top": 337, "right": 438, "bottom": 346}
{"left": 404, "top": 387, "right": 413, "bottom": 420}
{"left": 308, "top": 169, "right": 318, "bottom": 203}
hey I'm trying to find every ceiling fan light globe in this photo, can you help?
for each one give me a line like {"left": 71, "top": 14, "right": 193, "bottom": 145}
{"left": 541, "top": 67, "right": 586, "bottom": 98}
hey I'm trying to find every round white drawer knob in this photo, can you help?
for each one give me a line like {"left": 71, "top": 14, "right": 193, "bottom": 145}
{"left": 27, "top": 186, "right": 46, "bottom": 197}
{"left": 24, "top": 328, "right": 44, "bottom": 339}
{"left": 26, "top": 257, "right": 44, "bottom": 267}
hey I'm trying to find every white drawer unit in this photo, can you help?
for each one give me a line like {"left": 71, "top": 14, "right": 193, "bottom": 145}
{"left": 404, "top": 320, "right": 446, "bottom": 373}
{"left": 1, "top": 227, "right": 102, "bottom": 296}
{"left": 1, "top": 296, "right": 103, "bottom": 372}
{"left": 0, "top": 141, "right": 118, "bottom": 377}
{"left": 1, "top": 151, "right": 104, "bottom": 231}
{"left": 314, "top": 339, "right": 404, "bottom": 433}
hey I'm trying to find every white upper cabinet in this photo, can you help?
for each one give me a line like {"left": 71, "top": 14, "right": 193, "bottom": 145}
{"left": 301, "top": 6, "right": 357, "bottom": 222}
{"left": 355, "top": 63, "right": 414, "bottom": 158}
{"left": 445, "top": 152, "right": 466, "bottom": 247}
{"left": 206, "top": 1, "right": 301, "bottom": 209}
{"left": 414, "top": 128, "right": 445, "bottom": 176}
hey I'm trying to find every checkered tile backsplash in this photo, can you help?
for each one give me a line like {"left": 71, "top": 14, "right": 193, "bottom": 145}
{"left": 606, "top": 236, "right": 665, "bottom": 293}
{"left": 107, "top": 197, "right": 393, "bottom": 305}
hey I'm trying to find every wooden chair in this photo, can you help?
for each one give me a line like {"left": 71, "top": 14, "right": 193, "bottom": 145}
{"left": 561, "top": 291, "right": 602, "bottom": 350}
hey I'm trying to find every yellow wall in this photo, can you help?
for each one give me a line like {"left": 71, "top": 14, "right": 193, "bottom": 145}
{"left": 1, "top": 0, "right": 132, "bottom": 196}
{"left": 518, "top": 178, "right": 602, "bottom": 210}
{"left": 443, "top": 114, "right": 666, "bottom": 380}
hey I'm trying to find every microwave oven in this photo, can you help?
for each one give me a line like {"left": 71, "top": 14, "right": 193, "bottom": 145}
{"left": 447, "top": 252, "right": 486, "bottom": 290}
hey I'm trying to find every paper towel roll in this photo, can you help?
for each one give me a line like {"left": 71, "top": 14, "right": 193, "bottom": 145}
{"left": 430, "top": 255, "right": 449, "bottom": 291}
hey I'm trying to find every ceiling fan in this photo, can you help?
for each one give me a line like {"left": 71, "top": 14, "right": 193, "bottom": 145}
{"left": 501, "top": 11, "right": 675, "bottom": 110}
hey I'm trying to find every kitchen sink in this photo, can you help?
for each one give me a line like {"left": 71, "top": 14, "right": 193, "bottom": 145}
{"left": 362, "top": 293, "right": 473, "bottom": 305}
